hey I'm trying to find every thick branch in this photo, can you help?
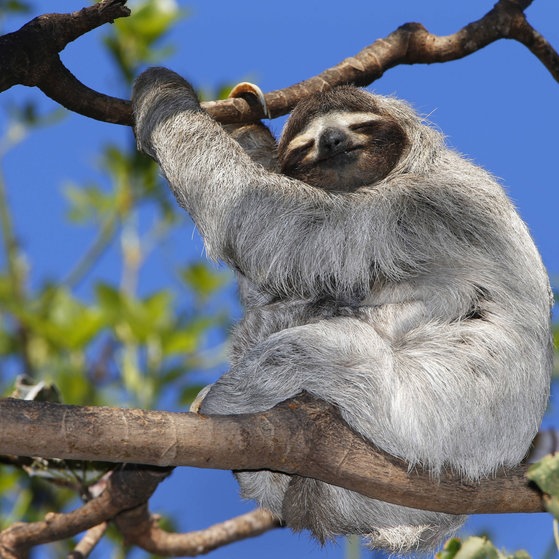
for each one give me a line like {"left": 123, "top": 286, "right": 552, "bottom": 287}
{"left": 0, "top": 0, "right": 557, "bottom": 125}
{"left": 0, "top": 457, "right": 277, "bottom": 558}
{"left": 0, "top": 395, "right": 544, "bottom": 516}
{"left": 0, "top": 0, "right": 129, "bottom": 92}
{"left": 37, "top": 59, "right": 131, "bottom": 125}
{"left": 0, "top": 0, "right": 132, "bottom": 125}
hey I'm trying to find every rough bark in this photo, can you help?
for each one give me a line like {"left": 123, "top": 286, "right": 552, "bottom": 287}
{"left": 0, "top": 395, "right": 544, "bottom": 516}
{"left": 0, "top": 0, "right": 557, "bottom": 125}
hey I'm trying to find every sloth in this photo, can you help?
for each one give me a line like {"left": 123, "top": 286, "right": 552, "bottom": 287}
{"left": 132, "top": 68, "right": 553, "bottom": 553}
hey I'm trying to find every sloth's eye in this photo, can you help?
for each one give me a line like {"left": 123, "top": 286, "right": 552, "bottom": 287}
{"left": 283, "top": 140, "right": 314, "bottom": 169}
{"left": 349, "top": 120, "right": 381, "bottom": 133}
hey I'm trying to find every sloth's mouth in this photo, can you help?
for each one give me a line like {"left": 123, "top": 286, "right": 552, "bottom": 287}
{"left": 317, "top": 145, "right": 363, "bottom": 164}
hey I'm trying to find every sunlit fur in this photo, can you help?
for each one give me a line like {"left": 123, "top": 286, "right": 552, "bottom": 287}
{"left": 132, "top": 69, "right": 553, "bottom": 553}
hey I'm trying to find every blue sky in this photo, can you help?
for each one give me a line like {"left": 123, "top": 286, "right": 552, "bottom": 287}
{"left": 1, "top": 1, "right": 558, "bottom": 557}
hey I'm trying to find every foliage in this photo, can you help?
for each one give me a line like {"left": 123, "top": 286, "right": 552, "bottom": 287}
{"left": 527, "top": 454, "right": 559, "bottom": 519}
{"left": 0, "top": 0, "right": 230, "bottom": 554}
{"left": 437, "top": 537, "right": 531, "bottom": 559}
{"left": 0, "top": 0, "right": 30, "bottom": 32}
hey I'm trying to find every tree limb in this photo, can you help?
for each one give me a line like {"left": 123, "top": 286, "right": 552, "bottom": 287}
{"left": 1, "top": 0, "right": 556, "bottom": 126}
{"left": 0, "top": 0, "right": 130, "bottom": 124}
{"left": 0, "top": 395, "right": 544, "bottom": 517}
{"left": 0, "top": 464, "right": 169, "bottom": 559}
{"left": 204, "top": 0, "right": 559, "bottom": 124}
{"left": 67, "top": 522, "right": 108, "bottom": 559}
{"left": 115, "top": 506, "right": 280, "bottom": 556}
{"left": 0, "top": 455, "right": 278, "bottom": 558}
{"left": 0, "top": 1, "right": 556, "bottom": 555}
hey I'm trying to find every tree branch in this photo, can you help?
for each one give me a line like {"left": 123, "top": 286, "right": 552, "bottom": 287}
{"left": 216, "top": 0, "right": 558, "bottom": 123}
{"left": 1, "top": 0, "right": 556, "bottom": 126}
{"left": 0, "top": 1, "right": 556, "bottom": 555}
{"left": 0, "top": 455, "right": 278, "bottom": 558}
{"left": 0, "top": 0, "right": 132, "bottom": 125}
{"left": 0, "top": 464, "right": 169, "bottom": 559}
{"left": 0, "top": 395, "right": 544, "bottom": 517}
{"left": 67, "top": 522, "right": 108, "bottom": 559}
{"left": 115, "top": 506, "right": 280, "bottom": 556}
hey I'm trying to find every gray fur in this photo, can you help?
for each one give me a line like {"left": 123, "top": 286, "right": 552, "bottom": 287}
{"left": 132, "top": 68, "right": 553, "bottom": 553}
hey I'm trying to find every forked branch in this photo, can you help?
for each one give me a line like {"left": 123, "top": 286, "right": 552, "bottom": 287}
{"left": 0, "top": 459, "right": 279, "bottom": 558}
{"left": 0, "top": 0, "right": 131, "bottom": 123}
{"left": 0, "top": 0, "right": 557, "bottom": 126}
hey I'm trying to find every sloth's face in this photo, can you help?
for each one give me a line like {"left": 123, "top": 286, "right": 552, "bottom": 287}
{"left": 279, "top": 111, "right": 407, "bottom": 191}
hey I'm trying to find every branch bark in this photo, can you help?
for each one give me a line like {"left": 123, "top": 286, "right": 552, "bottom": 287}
{"left": 67, "top": 522, "right": 108, "bottom": 559}
{"left": 0, "top": 464, "right": 169, "bottom": 559}
{"left": 0, "top": 0, "right": 557, "bottom": 126}
{"left": 204, "top": 0, "right": 559, "bottom": 124}
{"left": 0, "top": 0, "right": 131, "bottom": 122}
{"left": 115, "top": 506, "right": 280, "bottom": 556}
{"left": 0, "top": 395, "right": 544, "bottom": 517}
{"left": 0, "top": 1, "right": 556, "bottom": 555}
{"left": 0, "top": 456, "right": 278, "bottom": 559}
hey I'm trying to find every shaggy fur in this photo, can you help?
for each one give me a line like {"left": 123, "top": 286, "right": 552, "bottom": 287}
{"left": 132, "top": 68, "right": 553, "bottom": 553}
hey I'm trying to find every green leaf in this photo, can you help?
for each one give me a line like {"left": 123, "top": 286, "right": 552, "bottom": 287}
{"left": 527, "top": 453, "right": 559, "bottom": 496}
{"left": 95, "top": 282, "right": 122, "bottom": 312}
{"left": 0, "top": 471, "right": 20, "bottom": 501}
{"left": 527, "top": 453, "right": 559, "bottom": 518}
{"left": 127, "top": 291, "right": 172, "bottom": 342}
{"left": 96, "top": 283, "right": 174, "bottom": 344}
{"left": 64, "top": 183, "right": 116, "bottom": 224}
{"left": 181, "top": 262, "right": 229, "bottom": 301}
{"left": 161, "top": 329, "right": 199, "bottom": 355}
{"left": 437, "top": 538, "right": 464, "bottom": 559}
{"left": 117, "top": 1, "right": 180, "bottom": 45}
{"left": 455, "top": 537, "right": 498, "bottom": 559}
{"left": 104, "top": 0, "right": 183, "bottom": 81}
{"left": 436, "top": 537, "right": 530, "bottom": 559}
{"left": 9, "top": 288, "right": 106, "bottom": 351}
{"left": 0, "top": 0, "right": 31, "bottom": 15}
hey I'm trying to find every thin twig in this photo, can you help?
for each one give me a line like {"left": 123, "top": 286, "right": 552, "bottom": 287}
{"left": 67, "top": 522, "right": 108, "bottom": 559}
{"left": 63, "top": 215, "right": 118, "bottom": 289}
{"left": 115, "top": 506, "right": 281, "bottom": 556}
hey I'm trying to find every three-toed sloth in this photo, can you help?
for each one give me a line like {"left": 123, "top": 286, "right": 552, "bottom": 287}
{"left": 132, "top": 68, "right": 553, "bottom": 553}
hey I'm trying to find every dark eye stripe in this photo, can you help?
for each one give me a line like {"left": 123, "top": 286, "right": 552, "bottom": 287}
{"left": 283, "top": 140, "right": 314, "bottom": 170}
{"left": 349, "top": 120, "right": 380, "bottom": 132}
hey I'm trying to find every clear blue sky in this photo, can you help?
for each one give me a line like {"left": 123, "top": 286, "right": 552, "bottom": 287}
{"left": 1, "top": 1, "right": 558, "bottom": 557}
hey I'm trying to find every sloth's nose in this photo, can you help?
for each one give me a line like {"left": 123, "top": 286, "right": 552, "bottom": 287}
{"left": 318, "top": 127, "right": 349, "bottom": 156}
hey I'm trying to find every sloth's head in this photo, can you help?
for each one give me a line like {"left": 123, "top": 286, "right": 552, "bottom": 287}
{"left": 278, "top": 86, "right": 408, "bottom": 191}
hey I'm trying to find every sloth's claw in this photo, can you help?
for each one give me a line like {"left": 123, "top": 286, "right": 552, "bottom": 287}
{"left": 229, "top": 82, "right": 271, "bottom": 119}
{"left": 190, "top": 384, "right": 213, "bottom": 414}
